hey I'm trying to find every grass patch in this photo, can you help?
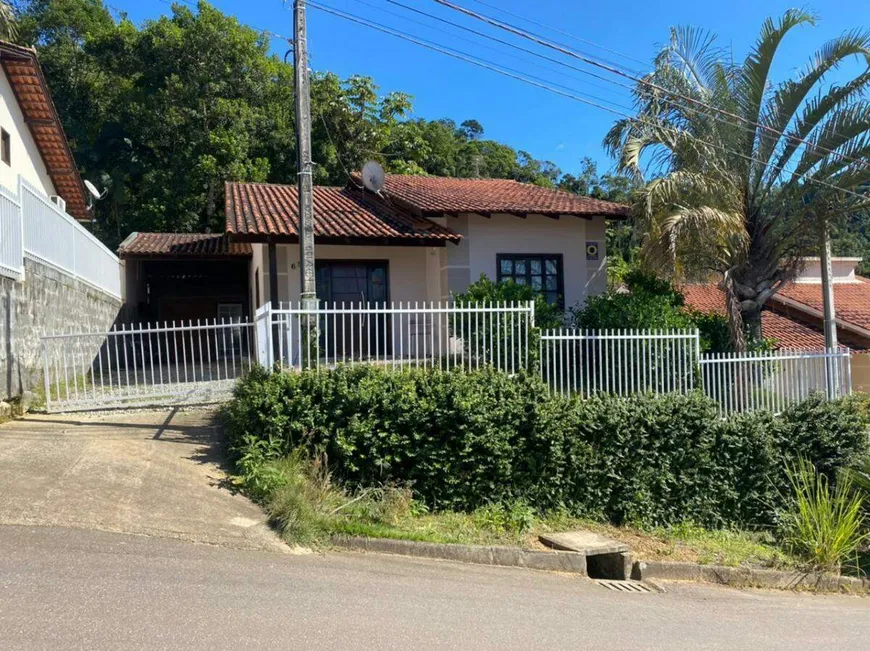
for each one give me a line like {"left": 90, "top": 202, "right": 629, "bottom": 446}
{"left": 232, "top": 449, "right": 802, "bottom": 570}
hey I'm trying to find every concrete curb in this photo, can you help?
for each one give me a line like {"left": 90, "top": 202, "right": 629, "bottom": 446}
{"left": 632, "top": 560, "right": 870, "bottom": 593}
{"left": 331, "top": 536, "right": 588, "bottom": 575}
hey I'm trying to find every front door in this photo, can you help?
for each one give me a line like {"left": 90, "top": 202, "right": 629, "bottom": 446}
{"left": 315, "top": 261, "right": 389, "bottom": 359}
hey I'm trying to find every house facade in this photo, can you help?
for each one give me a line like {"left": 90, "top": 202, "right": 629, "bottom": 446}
{"left": 224, "top": 175, "right": 628, "bottom": 310}
{"left": 0, "top": 41, "right": 122, "bottom": 399}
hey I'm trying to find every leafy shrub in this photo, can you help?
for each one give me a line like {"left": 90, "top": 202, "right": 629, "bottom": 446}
{"left": 572, "top": 270, "right": 731, "bottom": 352}
{"left": 451, "top": 274, "right": 564, "bottom": 328}
{"left": 780, "top": 458, "right": 868, "bottom": 573}
{"left": 224, "top": 365, "right": 869, "bottom": 529}
{"left": 448, "top": 275, "right": 565, "bottom": 369}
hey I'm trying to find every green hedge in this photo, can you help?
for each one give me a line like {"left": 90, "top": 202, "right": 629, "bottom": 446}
{"left": 224, "top": 365, "right": 869, "bottom": 528}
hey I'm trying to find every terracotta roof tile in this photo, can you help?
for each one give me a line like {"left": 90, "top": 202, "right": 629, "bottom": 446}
{"left": 0, "top": 41, "right": 88, "bottom": 220}
{"left": 774, "top": 279, "right": 870, "bottom": 331}
{"left": 225, "top": 182, "right": 462, "bottom": 245}
{"left": 681, "top": 283, "right": 834, "bottom": 350}
{"left": 377, "top": 175, "right": 630, "bottom": 217}
{"left": 119, "top": 232, "right": 252, "bottom": 258}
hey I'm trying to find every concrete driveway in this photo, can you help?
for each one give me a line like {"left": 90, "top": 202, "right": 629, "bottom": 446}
{"left": 0, "top": 409, "right": 285, "bottom": 552}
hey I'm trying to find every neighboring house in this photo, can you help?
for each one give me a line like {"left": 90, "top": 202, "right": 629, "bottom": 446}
{"left": 0, "top": 41, "right": 122, "bottom": 400}
{"left": 683, "top": 257, "right": 870, "bottom": 392}
{"left": 223, "top": 175, "right": 628, "bottom": 309}
{"left": 0, "top": 41, "right": 88, "bottom": 218}
{"left": 681, "top": 284, "right": 831, "bottom": 350}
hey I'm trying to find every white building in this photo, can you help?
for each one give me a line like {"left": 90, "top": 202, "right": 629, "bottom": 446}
{"left": 224, "top": 175, "right": 628, "bottom": 311}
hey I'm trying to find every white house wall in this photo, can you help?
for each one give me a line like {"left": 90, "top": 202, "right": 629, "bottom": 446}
{"left": 258, "top": 243, "right": 438, "bottom": 304}
{"left": 0, "top": 67, "right": 56, "bottom": 197}
{"left": 449, "top": 212, "right": 606, "bottom": 308}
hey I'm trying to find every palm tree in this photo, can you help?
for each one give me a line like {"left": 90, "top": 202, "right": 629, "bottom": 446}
{"left": 605, "top": 11, "right": 870, "bottom": 349}
{"left": 0, "top": 1, "right": 16, "bottom": 42}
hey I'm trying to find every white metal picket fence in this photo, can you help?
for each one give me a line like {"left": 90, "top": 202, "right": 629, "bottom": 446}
{"left": 699, "top": 348, "right": 852, "bottom": 416}
{"left": 256, "top": 300, "right": 536, "bottom": 372}
{"left": 41, "top": 301, "right": 852, "bottom": 414}
{"left": 540, "top": 329, "right": 700, "bottom": 397}
{"left": 0, "top": 183, "right": 23, "bottom": 280}
{"left": 42, "top": 319, "right": 255, "bottom": 412}
{"left": 0, "top": 176, "right": 121, "bottom": 298}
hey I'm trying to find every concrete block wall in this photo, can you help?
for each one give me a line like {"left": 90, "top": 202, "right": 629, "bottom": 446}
{"left": 1, "top": 258, "right": 122, "bottom": 400}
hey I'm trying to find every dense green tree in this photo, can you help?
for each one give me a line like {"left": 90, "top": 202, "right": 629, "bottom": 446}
{"left": 15, "top": 0, "right": 615, "bottom": 246}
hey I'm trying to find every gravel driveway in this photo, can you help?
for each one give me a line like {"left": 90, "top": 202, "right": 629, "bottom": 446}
{"left": 0, "top": 408, "right": 285, "bottom": 552}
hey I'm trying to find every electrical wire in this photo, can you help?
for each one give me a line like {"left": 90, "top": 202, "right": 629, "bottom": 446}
{"left": 434, "top": 0, "right": 870, "bottom": 174}
{"left": 382, "top": 0, "right": 869, "bottom": 188}
{"left": 463, "top": 0, "right": 652, "bottom": 71}
{"left": 307, "top": 1, "right": 633, "bottom": 111}
{"left": 308, "top": 0, "right": 870, "bottom": 201}
{"left": 377, "top": 0, "right": 634, "bottom": 96}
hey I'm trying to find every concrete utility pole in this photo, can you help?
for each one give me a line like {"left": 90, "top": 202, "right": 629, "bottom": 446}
{"left": 294, "top": 0, "right": 317, "bottom": 308}
{"left": 819, "top": 218, "right": 839, "bottom": 397}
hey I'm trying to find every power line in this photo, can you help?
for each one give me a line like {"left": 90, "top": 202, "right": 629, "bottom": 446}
{"left": 308, "top": 1, "right": 869, "bottom": 201}
{"left": 371, "top": 0, "right": 839, "bottom": 180}
{"left": 378, "top": 0, "right": 634, "bottom": 96}
{"left": 340, "top": 0, "right": 627, "bottom": 97}
{"left": 463, "top": 0, "right": 651, "bottom": 72}
{"left": 435, "top": 0, "right": 870, "bottom": 174}
{"left": 307, "top": 1, "right": 634, "bottom": 112}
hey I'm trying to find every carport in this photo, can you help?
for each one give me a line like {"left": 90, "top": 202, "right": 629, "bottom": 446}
{"left": 119, "top": 232, "right": 253, "bottom": 324}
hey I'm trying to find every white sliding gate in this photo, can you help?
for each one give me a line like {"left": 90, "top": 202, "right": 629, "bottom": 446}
{"left": 42, "top": 319, "right": 255, "bottom": 412}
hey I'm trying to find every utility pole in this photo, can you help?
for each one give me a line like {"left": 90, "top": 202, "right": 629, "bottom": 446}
{"left": 294, "top": 0, "right": 317, "bottom": 309}
{"left": 819, "top": 218, "right": 839, "bottom": 397}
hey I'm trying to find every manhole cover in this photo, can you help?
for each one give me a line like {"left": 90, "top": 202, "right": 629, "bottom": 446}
{"left": 595, "top": 579, "right": 657, "bottom": 593}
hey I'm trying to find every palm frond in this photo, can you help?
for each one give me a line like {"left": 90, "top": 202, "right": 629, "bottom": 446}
{"left": 754, "top": 30, "right": 870, "bottom": 192}
{"left": 738, "top": 10, "right": 817, "bottom": 158}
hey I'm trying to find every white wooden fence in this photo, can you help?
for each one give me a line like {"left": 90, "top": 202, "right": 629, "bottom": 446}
{"left": 0, "top": 176, "right": 121, "bottom": 299}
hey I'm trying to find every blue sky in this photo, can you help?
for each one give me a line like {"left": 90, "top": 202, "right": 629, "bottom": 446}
{"left": 114, "top": 0, "right": 869, "bottom": 176}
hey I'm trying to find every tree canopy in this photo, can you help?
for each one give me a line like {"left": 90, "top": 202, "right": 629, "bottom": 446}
{"left": 15, "top": 0, "right": 621, "bottom": 247}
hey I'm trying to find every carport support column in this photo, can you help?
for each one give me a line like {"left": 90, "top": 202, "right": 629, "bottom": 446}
{"left": 268, "top": 242, "right": 280, "bottom": 361}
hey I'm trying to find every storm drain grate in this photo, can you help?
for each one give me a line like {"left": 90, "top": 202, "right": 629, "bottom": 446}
{"left": 595, "top": 579, "right": 656, "bottom": 593}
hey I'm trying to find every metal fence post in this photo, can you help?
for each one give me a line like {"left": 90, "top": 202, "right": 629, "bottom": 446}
{"left": 42, "top": 340, "right": 51, "bottom": 413}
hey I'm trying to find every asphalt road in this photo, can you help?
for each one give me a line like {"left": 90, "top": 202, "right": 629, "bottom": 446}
{"left": 1, "top": 525, "right": 868, "bottom": 650}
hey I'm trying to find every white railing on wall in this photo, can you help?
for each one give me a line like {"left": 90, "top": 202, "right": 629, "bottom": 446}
{"left": 0, "top": 183, "right": 23, "bottom": 280}
{"left": 20, "top": 177, "right": 121, "bottom": 298}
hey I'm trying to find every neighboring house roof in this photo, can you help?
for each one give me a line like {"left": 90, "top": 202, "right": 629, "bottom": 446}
{"left": 681, "top": 284, "right": 834, "bottom": 350}
{"left": 375, "top": 174, "right": 630, "bottom": 218}
{"left": 0, "top": 41, "right": 88, "bottom": 220}
{"left": 773, "top": 279, "right": 870, "bottom": 334}
{"left": 224, "top": 182, "right": 462, "bottom": 245}
{"left": 118, "top": 232, "right": 252, "bottom": 259}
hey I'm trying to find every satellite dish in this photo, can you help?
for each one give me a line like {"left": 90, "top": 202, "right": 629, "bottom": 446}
{"left": 361, "top": 160, "right": 385, "bottom": 194}
{"left": 84, "top": 179, "right": 108, "bottom": 200}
